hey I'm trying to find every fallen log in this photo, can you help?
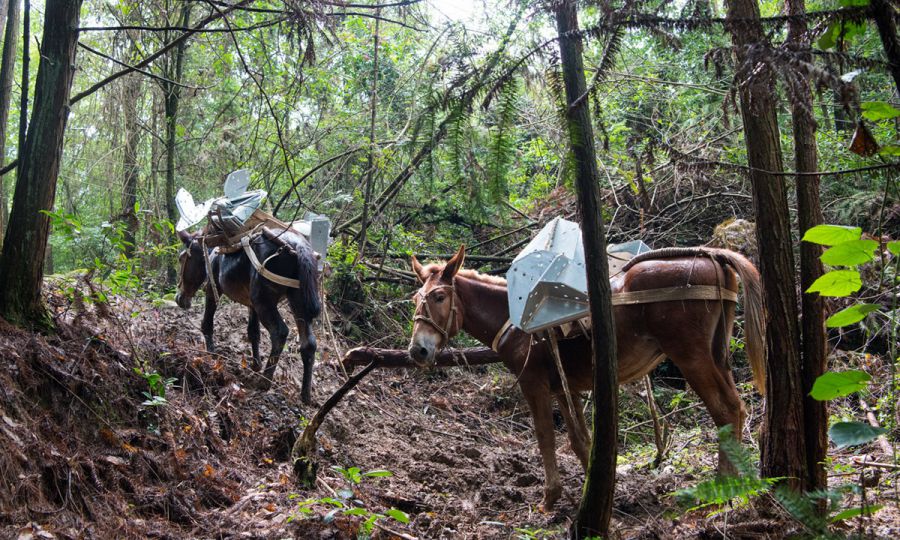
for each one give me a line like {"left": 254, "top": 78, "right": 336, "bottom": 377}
{"left": 342, "top": 346, "right": 502, "bottom": 371}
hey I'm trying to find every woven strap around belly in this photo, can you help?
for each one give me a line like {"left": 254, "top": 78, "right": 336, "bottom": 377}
{"left": 611, "top": 285, "right": 738, "bottom": 305}
{"left": 241, "top": 235, "right": 300, "bottom": 288}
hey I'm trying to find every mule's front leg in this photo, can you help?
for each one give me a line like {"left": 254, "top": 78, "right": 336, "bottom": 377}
{"left": 295, "top": 319, "right": 317, "bottom": 405}
{"left": 201, "top": 284, "right": 218, "bottom": 353}
{"left": 557, "top": 392, "right": 590, "bottom": 470}
{"left": 247, "top": 309, "right": 261, "bottom": 371}
{"left": 523, "top": 385, "right": 563, "bottom": 511}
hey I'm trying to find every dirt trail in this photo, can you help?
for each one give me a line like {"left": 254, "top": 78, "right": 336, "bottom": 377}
{"left": 1, "top": 286, "right": 897, "bottom": 539}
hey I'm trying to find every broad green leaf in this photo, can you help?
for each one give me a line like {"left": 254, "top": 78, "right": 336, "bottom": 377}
{"left": 344, "top": 507, "right": 370, "bottom": 516}
{"left": 817, "top": 23, "right": 837, "bottom": 49}
{"left": 802, "top": 225, "right": 861, "bottom": 246}
{"left": 839, "top": 0, "right": 869, "bottom": 6}
{"left": 830, "top": 504, "right": 883, "bottom": 523}
{"left": 363, "top": 469, "right": 393, "bottom": 478}
{"left": 829, "top": 421, "right": 887, "bottom": 449}
{"left": 820, "top": 239, "right": 878, "bottom": 266}
{"left": 385, "top": 508, "right": 410, "bottom": 524}
{"left": 825, "top": 304, "right": 880, "bottom": 327}
{"left": 888, "top": 241, "right": 900, "bottom": 256}
{"left": 861, "top": 101, "right": 900, "bottom": 121}
{"left": 810, "top": 370, "right": 870, "bottom": 400}
{"left": 806, "top": 270, "right": 862, "bottom": 296}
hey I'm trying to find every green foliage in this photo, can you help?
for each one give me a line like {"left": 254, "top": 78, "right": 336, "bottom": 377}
{"left": 806, "top": 270, "right": 862, "bottom": 297}
{"left": 860, "top": 101, "right": 900, "bottom": 122}
{"left": 289, "top": 466, "right": 407, "bottom": 539}
{"left": 828, "top": 422, "right": 888, "bottom": 449}
{"left": 134, "top": 366, "right": 177, "bottom": 408}
{"left": 825, "top": 304, "right": 881, "bottom": 328}
{"left": 809, "top": 370, "right": 871, "bottom": 400}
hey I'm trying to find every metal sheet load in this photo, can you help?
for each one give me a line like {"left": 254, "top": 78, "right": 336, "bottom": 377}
{"left": 506, "top": 217, "right": 650, "bottom": 334}
{"left": 174, "top": 169, "right": 331, "bottom": 269}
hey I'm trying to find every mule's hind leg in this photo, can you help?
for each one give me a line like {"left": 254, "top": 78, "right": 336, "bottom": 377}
{"left": 521, "top": 382, "right": 563, "bottom": 511}
{"left": 201, "top": 283, "right": 218, "bottom": 353}
{"left": 670, "top": 346, "right": 746, "bottom": 476}
{"left": 248, "top": 308, "right": 261, "bottom": 371}
{"left": 556, "top": 391, "right": 590, "bottom": 470}
{"left": 286, "top": 287, "right": 318, "bottom": 404}
{"left": 253, "top": 288, "right": 289, "bottom": 389}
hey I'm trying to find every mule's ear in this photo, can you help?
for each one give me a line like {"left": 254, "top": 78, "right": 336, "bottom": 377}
{"left": 177, "top": 229, "right": 193, "bottom": 245}
{"left": 411, "top": 255, "right": 426, "bottom": 283}
{"left": 442, "top": 245, "right": 466, "bottom": 281}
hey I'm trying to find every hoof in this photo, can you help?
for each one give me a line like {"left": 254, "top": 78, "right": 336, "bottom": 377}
{"left": 540, "top": 485, "right": 562, "bottom": 512}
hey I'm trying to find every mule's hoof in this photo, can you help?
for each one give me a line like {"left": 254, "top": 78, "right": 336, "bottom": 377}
{"left": 539, "top": 485, "right": 562, "bottom": 512}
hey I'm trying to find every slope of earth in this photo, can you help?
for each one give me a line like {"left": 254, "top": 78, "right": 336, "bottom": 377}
{"left": 0, "top": 281, "right": 897, "bottom": 539}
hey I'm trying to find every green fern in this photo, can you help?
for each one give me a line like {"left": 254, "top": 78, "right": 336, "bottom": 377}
{"left": 485, "top": 80, "right": 518, "bottom": 202}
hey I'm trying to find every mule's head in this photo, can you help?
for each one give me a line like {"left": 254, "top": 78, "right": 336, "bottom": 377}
{"left": 175, "top": 229, "right": 207, "bottom": 309}
{"left": 407, "top": 245, "right": 466, "bottom": 367}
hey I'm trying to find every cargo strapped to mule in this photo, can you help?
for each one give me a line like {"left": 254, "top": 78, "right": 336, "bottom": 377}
{"left": 240, "top": 235, "right": 301, "bottom": 288}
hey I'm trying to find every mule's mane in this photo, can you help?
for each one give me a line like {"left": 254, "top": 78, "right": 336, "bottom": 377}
{"left": 420, "top": 263, "right": 507, "bottom": 286}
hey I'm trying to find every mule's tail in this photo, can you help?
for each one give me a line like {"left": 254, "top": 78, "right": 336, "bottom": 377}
{"left": 295, "top": 242, "right": 322, "bottom": 321}
{"left": 714, "top": 249, "right": 766, "bottom": 396}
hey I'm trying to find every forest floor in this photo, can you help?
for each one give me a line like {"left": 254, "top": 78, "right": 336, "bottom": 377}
{"left": 0, "top": 280, "right": 898, "bottom": 539}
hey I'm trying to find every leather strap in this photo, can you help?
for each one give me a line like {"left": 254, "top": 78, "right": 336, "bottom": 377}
{"left": 491, "top": 319, "right": 513, "bottom": 353}
{"left": 241, "top": 235, "right": 301, "bottom": 288}
{"left": 611, "top": 285, "right": 737, "bottom": 305}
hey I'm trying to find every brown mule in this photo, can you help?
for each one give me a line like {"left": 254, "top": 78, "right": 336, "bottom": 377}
{"left": 408, "top": 245, "right": 765, "bottom": 510}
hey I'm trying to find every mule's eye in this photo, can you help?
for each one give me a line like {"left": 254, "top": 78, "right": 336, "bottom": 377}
{"left": 434, "top": 294, "right": 446, "bottom": 303}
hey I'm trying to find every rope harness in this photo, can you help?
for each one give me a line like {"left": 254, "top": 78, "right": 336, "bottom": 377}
{"left": 413, "top": 284, "right": 460, "bottom": 347}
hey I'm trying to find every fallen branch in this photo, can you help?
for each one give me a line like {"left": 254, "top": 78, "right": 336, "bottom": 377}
{"left": 342, "top": 346, "right": 501, "bottom": 370}
{"left": 292, "top": 361, "right": 377, "bottom": 485}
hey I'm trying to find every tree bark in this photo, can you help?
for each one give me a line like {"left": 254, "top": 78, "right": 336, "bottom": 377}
{"left": 554, "top": 1, "right": 619, "bottom": 536}
{"left": 871, "top": 0, "right": 900, "bottom": 95}
{"left": 785, "top": 0, "right": 828, "bottom": 497}
{"left": 0, "top": 0, "right": 20, "bottom": 240}
{"left": 0, "top": 0, "right": 84, "bottom": 325}
{"left": 163, "top": 2, "right": 192, "bottom": 284}
{"left": 724, "top": 0, "right": 807, "bottom": 489}
{"left": 121, "top": 73, "right": 142, "bottom": 258}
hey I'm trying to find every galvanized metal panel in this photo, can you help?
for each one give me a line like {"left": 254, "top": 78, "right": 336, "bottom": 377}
{"left": 507, "top": 217, "right": 650, "bottom": 334}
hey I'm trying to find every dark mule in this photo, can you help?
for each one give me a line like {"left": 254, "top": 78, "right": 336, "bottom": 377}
{"left": 176, "top": 228, "right": 321, "bottom": 402}
{"left": 408, "top": 245, "right": 765, "bottom": 510}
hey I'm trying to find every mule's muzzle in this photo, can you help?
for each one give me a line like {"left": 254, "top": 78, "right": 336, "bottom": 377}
{"left": 407, "top": 342, "right": 435, "bottom": 367}
{"left": 175, "top": 292, "right": 191, "bottom": 309}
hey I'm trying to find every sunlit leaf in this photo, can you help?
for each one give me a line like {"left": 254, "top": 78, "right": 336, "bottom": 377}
{"left": 888, "top": 241, "right": 900, "bottom": 256}
{"left": 879, "top": 145, "right": 900, "bottom": 157}
{"left": 825, "top": 304, "right": 880, "bottom": 327}
{"left": 861, "top": 101, "right": 900, "bottom": 121}
{"left": 386, "top": 508, "right": 410, "bottom": 523}
{"left": 806, "top": 270, "right": 862, "bottom": 296}
{"left": 802, "top": 225, "right": 861, "bottom": 246}
{"left": 830, "top": 504, "right": 883, "bottom": 523}
{"left": 829, "top": 421, "right": 886, "bottom": 449}
{"left": 820, "top": 239, "right": 878, "bottom": 266}
{"left": 810, "top": 370, "right": 870, "bottom": 401}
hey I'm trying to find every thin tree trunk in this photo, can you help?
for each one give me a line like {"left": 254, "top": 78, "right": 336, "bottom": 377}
{"left": 0, "top": 0, "right": 84, "bottom": 326}
{"left": 163, "top": 3, "right": 192, "bottom": 284}
{"left": 871, "top": 0, "right": 900, "bottom": 95}
{"left": 121, "top": 73, "right": 141, "bottom": 258}
{"left": 356, "top": 10, "right": 380, "bottom": 263}
{"left": 17, "top": 0, "right": 28, "bottom": 164}
{"left": 724, "top": 0, "right": 807, "bottom": 489}
{"left": 786, "top": 0, "right": 828, "bottom": 497}
{"left": 554, "top": 1, "right": 618, "bottom": 536}
{"left": 0, "top": 0, "right": 20, "bottom": 240}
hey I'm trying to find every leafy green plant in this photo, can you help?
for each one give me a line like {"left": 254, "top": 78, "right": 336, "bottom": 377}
{"left": 288, "top": 466, "right": 408, "bottom": 539}
{"left": 803, "top": 224, "right": 897, "bottom": 449}
{"left": 135, "top": 366, "right": 177, "bottom": 408}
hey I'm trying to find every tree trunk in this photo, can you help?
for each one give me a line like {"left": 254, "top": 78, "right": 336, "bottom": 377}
{"left": 724, "top": 0, "right": 807, "bottom": 489}
{"left": 17, "top": 0, "right": 28, "bottom": 161}
{"left": 786, "top": 0, "right": 828, "bottom": 497}
{"left": 355, "top": 10, "right": 380, "bottom": 264}
{"left": 871, "top": 0, "right": 900, "bottom": 95}
{"left": 0, "top": 0, "right": 20, "bottom": 240}
{"left": 163, "top": 3, "right": 192, "bottom": 284}
{"left": 0, "top": 0, "right": 84, "bottom": 326}
{"left": 554, "top": 1, "right": 619, "bottom": 536}
{"left": 121, "top": 73, "right": 141, "bottom": 258}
